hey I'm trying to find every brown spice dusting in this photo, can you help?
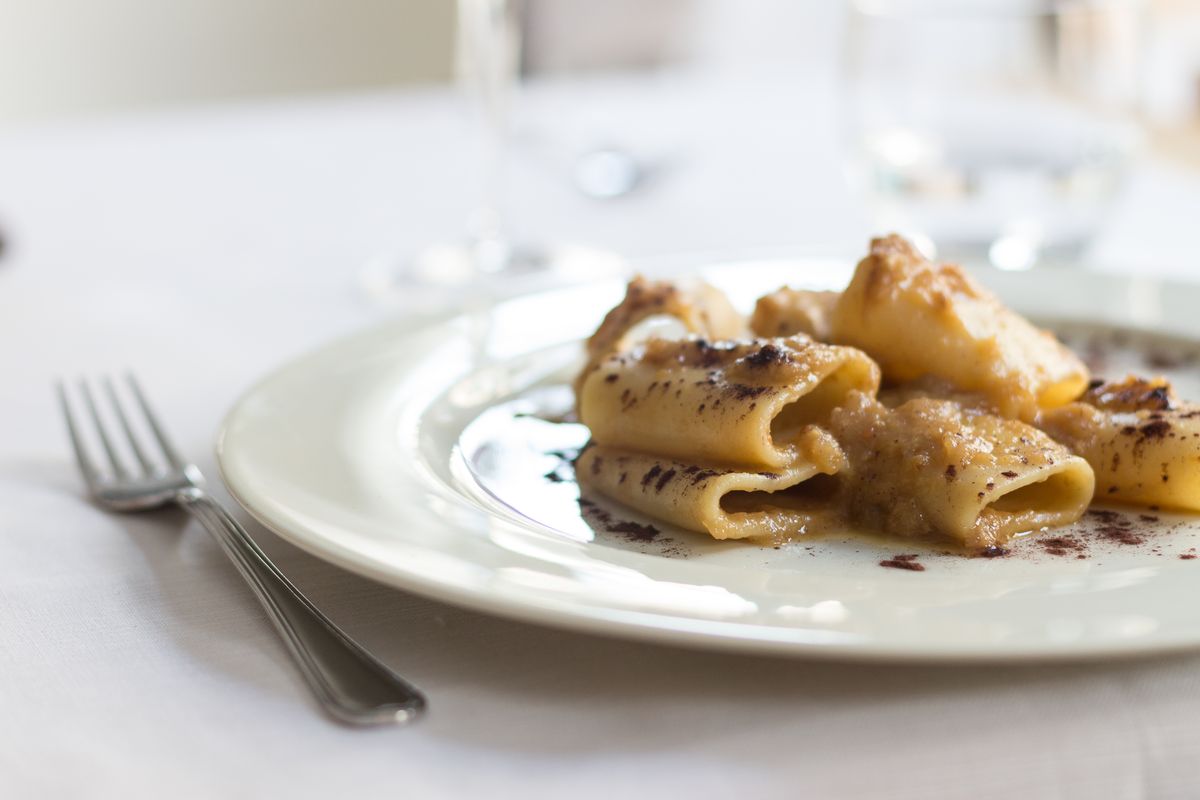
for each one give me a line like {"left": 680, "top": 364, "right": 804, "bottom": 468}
{"left": 1040, "top": 535, "right": 1087, "bottom": 557}
{"left": 1139, "top": 514, "right": 1159, "bottom": 522}
{"left": 1098, "top": 526, "right": 1145, "bottom": 546}
{"left": 978, "top": 546, "right": 1009, "bottom": 558}
{"left": 690, "top": 469, "right": 719, "bottom": 485}
{"left": 944, "top": 464, "right": 957, "bottom": 481}
{"left": 1147, "top": 386, "right": 1173, "bottom": 409}
{"left": 1000, "top": 470, "right": 1018, "bottom": 478}
{"left": 1139, "top": 419, "right": 1172, "bottom": 440}
{"left": 578, "top": 498, "right": 663, "bottom": 544}
{"left": 618, "top": 471, "right": 627, "bottom": 485}
{"left": 607, "top": 520, "right": 660, "bottom": 542}
{"left": 640, "top": 465, "right": 663, "bottom": 489}
{"left": 743, "top": 343, "right": 792, "bottom": 369}
{"left": 879, "top": 555, "right": 925, "bottom": 571}
{"left": 654, "top": 468, "right": 677, "bottom": 492}
{"left": 729, "top": 384, "right": 771, "bottom": 400}
{"left": 604, "top": 374, "right": 619, "bottom": 383}
{"left": 1181, "top": 554, "right": 1197, "bottom": 560}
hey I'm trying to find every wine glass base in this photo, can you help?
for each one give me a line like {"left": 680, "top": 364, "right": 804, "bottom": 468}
{"left": 360, "top": 242, "right": 628, "bottom": 310}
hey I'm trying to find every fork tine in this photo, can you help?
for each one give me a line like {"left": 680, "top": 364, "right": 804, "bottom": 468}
{"left": 57, "top": 381, "right": 103, "bottom": 489}
{"left": 104, "top": 376, "right": 156, "bottom": 475}
{"left": 80, "top": 379, "right": 131, "bottom": 480}
{"left": 125, "top": 374, "right": 186, "bottom": 469}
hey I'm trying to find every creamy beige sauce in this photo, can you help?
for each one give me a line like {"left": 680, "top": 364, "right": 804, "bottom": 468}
{"left": 461, "top": 245, "right": 1200, "bottom": 559}
{"left": 817, "top": 392, "right": 1092, "bottom": 550}
{"left": 457, "top": 320, "right": 1200, "bottom": 560}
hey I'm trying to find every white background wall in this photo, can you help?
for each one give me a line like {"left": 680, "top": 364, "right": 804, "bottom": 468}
{"left": 0, "top": 0, "right": 455, "bottom": 120}
{"left": 0, "top": 0, "right": 1194, "bottom": 135}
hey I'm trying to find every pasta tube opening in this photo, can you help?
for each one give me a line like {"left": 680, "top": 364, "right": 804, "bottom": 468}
{"left": 719, "top": 473, "right": 840, "bottom": 515}
{"left": 770, "top": 360, "right": 877, "bottom": 447}
{"left": 829, "top": 393, "right": 1095, "bottom": 550}
{"left": 577, "top": 446, "right": 844, "bottom": 541}
{"left": 978, "top": 465, "right": 1097, "bottom": 543}
{"left": 580, "top": 336, "right": 879, "bottom": 469}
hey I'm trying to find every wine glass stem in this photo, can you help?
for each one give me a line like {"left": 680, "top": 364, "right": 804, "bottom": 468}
{"left": 457, "top": 0, "right": 520, "bottom": 275}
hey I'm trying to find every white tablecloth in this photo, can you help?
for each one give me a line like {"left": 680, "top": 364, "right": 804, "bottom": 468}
{"left": 4, "top": 71, "right": 1200, "bottom": 799}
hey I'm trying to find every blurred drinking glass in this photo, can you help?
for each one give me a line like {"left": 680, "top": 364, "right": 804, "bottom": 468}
{"left": 362, "top": 0, "right": 622, "bottom": 308}
{"left": 842, "top": 0, "right": 1144, "bottom": 270}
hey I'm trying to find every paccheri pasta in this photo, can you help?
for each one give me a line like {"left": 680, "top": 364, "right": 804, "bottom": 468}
{"left": 574, "top": 235, "right": 1200, "bottom": 553}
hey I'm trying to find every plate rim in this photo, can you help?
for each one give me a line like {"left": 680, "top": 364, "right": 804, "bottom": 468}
{"left": 216, "top": 257, "right": 1200, "bottom": 663}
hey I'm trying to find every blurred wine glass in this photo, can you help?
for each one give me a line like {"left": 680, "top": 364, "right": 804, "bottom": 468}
{"left": 841, "top": 0, "right": 1145, "bottom": 271}
{"left": 361, "top": 0, "right": 623, "bottom": 308}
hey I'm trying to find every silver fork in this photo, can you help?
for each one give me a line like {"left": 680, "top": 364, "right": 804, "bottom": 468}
{"left": 57, "top": 374, "right": 426, "bottom": 725}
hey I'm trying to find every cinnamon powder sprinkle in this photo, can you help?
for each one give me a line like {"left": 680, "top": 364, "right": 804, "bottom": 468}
{"left": 640, "top": 465, "right": 663, "bottom": 488}
{"left": 607, "top": 520, "right": 660, "bottom": 542}
{"left": 879, "top": 554, "right": 925, "bottom": 571}
{"left": 1040, "top": 535, "right": 1087, "bottom": 557}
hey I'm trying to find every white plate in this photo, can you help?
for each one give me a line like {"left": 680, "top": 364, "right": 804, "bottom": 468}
{"left": 218, "top": 258, "right": 1200, "bottom": 662}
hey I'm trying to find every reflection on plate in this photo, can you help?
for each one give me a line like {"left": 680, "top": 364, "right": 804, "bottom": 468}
{"left": 218, "top": 259, "right": 1200, "bottom": 661}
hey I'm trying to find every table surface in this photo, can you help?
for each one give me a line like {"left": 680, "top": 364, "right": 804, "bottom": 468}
{"left": 4, "top": 70, "right": 1200, "bottom": 800}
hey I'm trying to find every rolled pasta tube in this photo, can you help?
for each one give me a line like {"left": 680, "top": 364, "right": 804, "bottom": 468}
{"left": 750, "top": 288, "right": 839, "bottom": 341}
{"left": 1038, "top": 376, "right": 1200, "bottom": 510}
{"left": 829, "top": 393, "right": 1096, "bottom": 550}
{"left": 577, "top": 431, "right": 845, "bottom": 541}
{"left": 829, "top": 234, "right": 1089, "bottom": 421}
{"left": 579, "top": 336, "right": 880, "bottom": 470}
{"left": 575, "top": 276, "right": 745, "bottom": 400}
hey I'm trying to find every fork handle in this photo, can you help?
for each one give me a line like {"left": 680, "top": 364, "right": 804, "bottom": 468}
{"left": 177, "top": 489, "right": 426, "bottom": 725}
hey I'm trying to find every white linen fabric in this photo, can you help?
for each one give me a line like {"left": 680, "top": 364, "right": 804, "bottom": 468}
{"left": 2, "top": 72, "right": 1200, "bottom": 800}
